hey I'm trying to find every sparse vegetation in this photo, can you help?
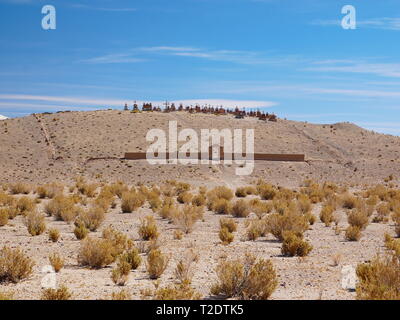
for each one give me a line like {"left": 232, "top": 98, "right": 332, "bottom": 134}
{"left": 49, "top": 252, "right": 64, "bottom": 273}
{"left": 24, "top": 210, "right": 46, "bottom": 236}
{"left": 41, "top": 286, "right": 72, "bottom": 300}
{"left": 138, "top": 216, "right": 159, "bottom": 240}
{"left": 0, "top": 246, "right": 34, "bottom": 283}
{"left": 146, "top": 249, "right": 169, "bottom": 279}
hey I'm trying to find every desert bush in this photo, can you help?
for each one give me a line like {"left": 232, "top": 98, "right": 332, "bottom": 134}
{"left": 24, "top": 210, "right": 46, "bottom": 236}
{"left": 77, "top": 207, "right": 105, "bottom": 231}
{"left": 41, "top": 286, "right": 72, "bottom": 300}
{"left": 158, "top": 201, "right": 179, "bottom": 220}
{"left": 348, "top": 209, "right": 369, "bottom": 230}
{"left": 76, "top": 181, "right": 98, "bottom": 198}
{"left": 173, "top": 205, "right": 203, "bottom": 234}
{"left": 78, "top": 237, "right": 115, "bottom": 268}
{"left": 212, "top": 198, "right": 232, "bottom": 215}
{"left": 356, "top": 253, "right": 400, "bottom": 300}
{"left": 219, "top": 227, "right": 234, "bottom": 245}
{"left": 0, "top": 246, "right": 34, "bottom": 283}
{"left": 257, "top": 184, "right": 277, "bottom": 200}
{"left": 264, "top": 211, "right": 309, "bottom": 241}
{"left": 231, "top": 199, "right": 250, "bottom": 218}
{"left": 146, "top": 249, "right": 169, "bottom": 279}
{"left": 16, "top": 197, "right": 36, "bottom": 216}
{"left": 220, "top": 218, "right": 237, "bottom": 233}
{"left": 320, "top": 204, "right": 334, "bottom": 227}
{"left": 48, "top": 228, "right": 60, "bottom": 242}
{"left": 74, "top": 222, "right": 89, "bottom": 240}
{"left": 305, "top": 212, "right": 316, "bottom": 225}
{"left": 139, "top": 216, "right": 159, "bottom": 240}
{"left": 177, "top": 192, "right": 193, "bottom": 204}
{"left": 9, "top": 183, "right": 31, "bottom": 195}
{"left": 121, "top": 191, "right": 145, "bottom": 213}
{"left": 36, "top": 183, "right": 63, "bottom": 199}
{"left": 235, "top": 187, "right": 248, "bottom": 198}
{"left": 246, "top": 220, "right": 263, "bottom": 241}
{"left": 111, "top": 259, "right": 131, "bottom": 286}
{"left": 0, "top": 209, "right": 8, "bottom": 226}
{"left": 174, "top": 230, "right": 183, "bottom": 240}
{"left": 94, "top": 190, "right": 115, "bottom": 211}
{"left": 297, "top": 194, "right": 312, "bottom": 214}
{"left": 111, "top": 289, "right": 132, "bottom": 300}
{"left": 119, "top": 248, "right": 141, "bottom": 270}
{"left": 211, "top": 254, "right": 278, "bottom": 300}
{"left": 373, "top": 203, "right": 390, "bottom": 223}
{"left": 49, "top": 252, "right": 64, "bottom": 273}
{"left": 345, "top": 225, "right": 362, "bottom": 241}
{"left": 154, "top": 281, "right": 201, "bottom": 300}
{"left": 0, "top": 291, "right": 14, "bottom": 300}
{"left": 272, "top": 199, "right": 290, "bottom": 215}
{"left": 1, "top": 206, "right": 18, "bottom": 220}
{"left": 109, "top": 182, "right": 129, "bottom": 198}
{"left": 208, "top": 186, "right": 234, "bottom": 201}
{"left": 45, "top": 195, "right": 80, "bottom": 223}
{"left": 250, "top": 200, "right": 273, "bottom": 219}
{"left": 102, "top": 227, "right": 134, "bottom": 258}
{"left": 191, "top": 194, "right": 206, "bottom": 207}
{"left": 148, "top": 195, "right": 162, "bottom": 212}
{"left": 174, "top": 251, "right": 198, "bottom": 284}
{"left": 281, "top": 231, "right": 313, "bottom": 257}
{"left": 341, "top": 194, "right": 360, "bottom": 209}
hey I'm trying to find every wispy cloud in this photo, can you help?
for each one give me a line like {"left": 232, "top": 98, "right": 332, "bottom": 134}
{"left": 70, "top": 4, "right": 137, "bottom": 12}
{"left": 82, "top": 46, "right": 301, "bottom": 65}
{"left": 312, "top": 17, "right": 400, "bottom": 31}
{"left": 306, "top": 60, "right": 400, "bottom": 78}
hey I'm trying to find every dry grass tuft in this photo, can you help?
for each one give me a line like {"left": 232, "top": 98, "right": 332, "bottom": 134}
{"left": 281, "top": 231, "right": 313, "bottom": 257}
{"left": 49, "top": 252, "right": 64, "bottom": 273}
{"left": 0, "top": 246, "right": 34, "bottom": 283}
{"left": 146, "top": 249, "right": 169, "bottom": 279}
{"left": 138, "top": 216, "right": 159, "bottom": 240}
{"left": 41, "top": 286, "right": 72, "bottom": 300}
{"left": 24, "top": 210, "right": 46, "bottom": 236}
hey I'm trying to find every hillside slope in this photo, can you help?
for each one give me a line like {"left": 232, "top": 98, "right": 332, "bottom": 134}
{"left": 0, "top": 110, "right": 399, "bottom": 187}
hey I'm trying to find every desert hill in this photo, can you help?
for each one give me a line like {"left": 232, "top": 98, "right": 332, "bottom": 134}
{"left": 0, "top": 109, "right": 399, "bottom": 187}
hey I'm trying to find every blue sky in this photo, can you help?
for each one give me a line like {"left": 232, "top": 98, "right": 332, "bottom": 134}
{"left": 1, "top": 0, "right": 400, "bottom": 135}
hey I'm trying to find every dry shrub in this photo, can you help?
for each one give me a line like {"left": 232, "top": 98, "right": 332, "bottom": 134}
{"left": 320, "top": 204, "right": 334, "bottom": 227}
{"left": 0, "top": 291, "right": 14, "bottom": 300}
{"left": 174, "top": 250, "right": 198, "bottom": 284}
{"left": 148, "top": 194, "right": 162, "bottom": 212}
{"left": 246, "top": 220, "right": 263, "bottom": 241}
{"left": 78, "top": 237, "right": 115, "bottom": 268}
{"left": 119, "top": 248, "right": 141, "bottom": 270}
{"left": 45, "top": 195, "right": 80, "bottom": 223}
{"left": 220, "top": 218, "right": 237, "bottom": 233}
{"left": 341, "top": 193, "right": 360, "bottom": 209}
{"left": 147, "top": 249, "right": 169, "bottom": 279}
{"left": 121, "top": 191, "right": 145, "bottom": 213}
{"left": 177, "top": 192, "right": 193, "bottom": 204}
{"left": 235, "top": 187, "right": 248, "bottom": 198}
{"left": 257, "top": 184, "right": 277, "bottom": 200}
{"left": 77, "top": 207, "right": 105, "bottom": 231}
{"left": 0, "top": 209, "right": 8, "bottom": 226}
{"left": 1, "top": 206, "right": 18, "bottom": 220}
{"left": 0, "top": 192, "right": 14, "bottom": 206}
{"left": 102, "top": 227, "right": 134, "bottom": 258}
{"left": 384, "top": 234, "right": 400, "bottom": 257}
{"left": 392, "top": 210, "right": 400, "bottom": 237}
{"left": 111, "top": 259, "right": 130, "bottom": 286}
{"left": 158, "top": 202, "right": 179, "bottom": 220}
{"left": 265, "top": 211, "right": 309, "bottom": 241}
{"left": 345, "top": 225, "right": 362, "bottom": 241}
{"left": 76, "top": 180, "right": 98, "bottom": 198}
{"left": 281, "top": 231, "right": 313, "bottom": 257}
{"left": 139, "top": 216, "right": 159, "bottom": 240}
{"left": 373, "top": 203, "right": 390, "bottom": 223}
{"left": 36, "top": 183, "right": 63, "bottom": 199}
{"left": 49, "top": 252, "right": 64, "bottom": 273}
{"left": 347, "top": 209, "right": 369, "bottom": 230}
{"left": 74, "top": 222, "right": 89, "bottom": 240}
{"left": 16, "top": 197, "right": 36, "bottom": 216}
{"left": 250, "top": 200, "right": 273, "bottom": 219}
{"left": 0, "top": 246, "right": 34, "bottom": 283}
{"left": 272, "top": 199, "right": 289, "bottom": 215}
{"left": 173, "top": 205, "right": 203, "bottom": 234}
{"left": 212, "top": 198, "right": 232, "bottom": 215}
{"left": 231, "top": 199, "right": 250, "bottom": 218}
{"left": 111, "top": 289, "right": 132, "bottom": 300}
{"left": 191, "top": 194, "right": 206, "bottom": 207}
{"left": 94, "top": 189, "right": 115, "bottom": 212}
{"left": 219, "top": 227, "right": 234, "bottom": 245}
{"left": 211, "top": 254, "right": 278, "bottom": 300}
{"left": 174, "top": 230, "right": 183, "bottom": 240}
{"left": 24, "top": 210, "right": 46, "bottom": 236}
{"left": 41, "top": 286, "right": 72, "bottom": 300}
{"left": 356, "top": 253, "right": 400, "bottom": 300}
{"left": 297, "top": 194, "right": 312, "bottom": 214}
{"left": 208, "top": 186, "right": 234, "bottom": 201}
{"left": 155, "top": 281, "right": 201, "bottom": 300}
{"left": 48, "top": 228, "right": 60, "bottom": 242}
{"left": 9, "top": 183, "right": 31, "bottom": 195}
{"left": 109, "top": 182, "right": 129, "bottom": 198}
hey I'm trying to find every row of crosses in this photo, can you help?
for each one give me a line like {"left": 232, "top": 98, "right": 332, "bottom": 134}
{"left": 123, "top": 101, "right": 277, "bottom": 122}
